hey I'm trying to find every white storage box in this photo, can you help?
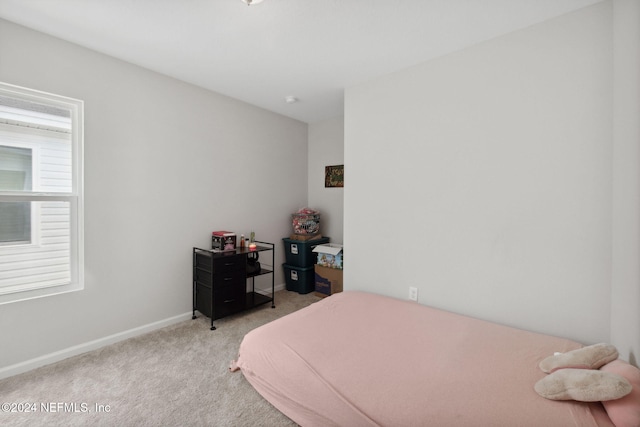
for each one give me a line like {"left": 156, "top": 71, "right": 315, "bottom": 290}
{"left": 312, "top": 244, "right": 343, "bottom": 269}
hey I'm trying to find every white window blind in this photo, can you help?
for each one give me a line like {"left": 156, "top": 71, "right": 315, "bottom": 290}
{"left": 0, "top": 82, "right": 83, "bottom": 304}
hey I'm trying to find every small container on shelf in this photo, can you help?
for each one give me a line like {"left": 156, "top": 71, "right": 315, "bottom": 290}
{"left": 211, "top": 231, "right": 236, "bottom": 252}
{"left": 248, "top": 231, "right": 257, "bottom": 250}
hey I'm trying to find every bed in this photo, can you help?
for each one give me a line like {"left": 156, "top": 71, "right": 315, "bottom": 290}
{"left": 230, "top": 291, "right": 636, "bottom": 426}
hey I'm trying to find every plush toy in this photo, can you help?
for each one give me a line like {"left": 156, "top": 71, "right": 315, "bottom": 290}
{"left": 534, "top": 343, "right": 640, "bottom": 427}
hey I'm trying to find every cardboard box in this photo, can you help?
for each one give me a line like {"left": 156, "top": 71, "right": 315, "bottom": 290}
{"left": 312, "top": 244, "right": 343, "bottom": 269}
{"left": 288, "top": 233, "right": 322, "bottom": 241}
{"left": 211, "top": 231, "right": 236, "bottom": 252}
{"left": 314, "top": 264, "right": 343, "bottom": 298}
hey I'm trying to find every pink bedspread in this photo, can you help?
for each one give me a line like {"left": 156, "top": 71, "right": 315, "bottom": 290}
{"left": 232, "top": 291, "right": 614, "bottom": 427}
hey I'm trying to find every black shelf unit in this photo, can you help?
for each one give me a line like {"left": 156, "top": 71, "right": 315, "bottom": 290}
{"left": 192, "top": 241, "right": 275, "bottom": 330}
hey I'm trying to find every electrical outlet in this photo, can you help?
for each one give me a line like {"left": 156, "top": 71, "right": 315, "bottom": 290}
{"left": 409, "top": 286, "right": 418, "bottom": 301}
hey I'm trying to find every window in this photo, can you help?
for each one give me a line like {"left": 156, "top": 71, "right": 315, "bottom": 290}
{"left": 0, "top": 146, "right": 33, "bottom": 245}
{"left": 0, "top": 82, "right": 84, "bottom": 304}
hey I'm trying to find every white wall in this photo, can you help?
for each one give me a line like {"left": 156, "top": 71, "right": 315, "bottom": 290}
{"left": 611, "top": 0, "right": 640, "bottom": 365}
{"left": 0, "top": 19, "right": 308, "bottom": 374}
{"left": 345, "top": 3, "right": 613, "bottom": 345}
{"left": 308, "top": 116, "right": 344, "bottom": 243}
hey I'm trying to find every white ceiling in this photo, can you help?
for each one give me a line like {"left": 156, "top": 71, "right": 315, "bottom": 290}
{"left": 0, "top": 0, "right": 602, "bottom": 124}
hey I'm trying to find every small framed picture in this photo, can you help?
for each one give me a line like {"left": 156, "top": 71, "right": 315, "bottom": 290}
{"left": 325, "top": 165, "right": 344, "bottom": 188}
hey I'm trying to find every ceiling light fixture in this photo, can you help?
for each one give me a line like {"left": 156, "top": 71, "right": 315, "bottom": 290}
{"left": 241, "top": 0, "right": 264, "bottom": 5}
{"left": 285, "top": 96, "right": 298, "bottom": 104}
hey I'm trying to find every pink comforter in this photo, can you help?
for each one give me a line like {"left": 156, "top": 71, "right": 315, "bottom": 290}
{"left": 232, "top": 291, "right": 614, "bottom": 427}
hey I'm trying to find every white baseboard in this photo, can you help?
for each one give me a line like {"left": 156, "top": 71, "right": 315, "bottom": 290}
{"left": 0, "top": 311, "right": 194, "bottom": 380}
{"left": 258, "top": 283, "right": 286, "bottom": 295}
{"left": 0, "top": 284, "right": 287, "bottom": 380}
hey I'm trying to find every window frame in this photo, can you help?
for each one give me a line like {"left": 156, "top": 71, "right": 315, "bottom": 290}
{"left": 0, "top": 82, "right": 84, "bottom": 304}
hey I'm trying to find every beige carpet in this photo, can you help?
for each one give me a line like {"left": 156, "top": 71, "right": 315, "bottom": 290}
{"left": 0, "top": 290, "right": 321, "bottom": 427}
